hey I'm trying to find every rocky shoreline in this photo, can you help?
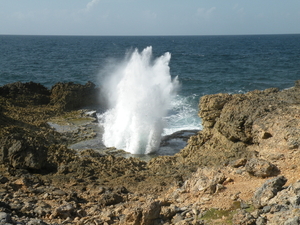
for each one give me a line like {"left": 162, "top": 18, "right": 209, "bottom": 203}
{"left": 1, "top": 80, "right": 300, "bottom": 224}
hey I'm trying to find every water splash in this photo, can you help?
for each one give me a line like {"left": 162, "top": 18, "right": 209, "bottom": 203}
{"left": 101, "top": 46, "right": 179, "bottom": 154}
{"left": 163, "top": 94, "right": 202, "bottom": 135}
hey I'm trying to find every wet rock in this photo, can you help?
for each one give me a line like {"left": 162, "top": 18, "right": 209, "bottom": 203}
{"left": 245, "top": 158, "right": 280, "bottom": 178}
{"left": 161, "top": 130, "right": 199, "bottom": 146}
{"left": 252, "top": 176, "right": 287, "bottom": 208}
{"left": 159, "top": 130, "right": 200, "bottom": 156}
{"left": 50, "top": 81, "right": 99, "bottom": 111}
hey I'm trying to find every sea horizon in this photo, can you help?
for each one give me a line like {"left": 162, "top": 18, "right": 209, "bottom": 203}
{"left": 1, "top": 33, "right": 300, "bottom": 37}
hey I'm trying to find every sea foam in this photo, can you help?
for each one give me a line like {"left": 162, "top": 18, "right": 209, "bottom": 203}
{"left": 101, "top": 46, "right": 179, "bottom": 154}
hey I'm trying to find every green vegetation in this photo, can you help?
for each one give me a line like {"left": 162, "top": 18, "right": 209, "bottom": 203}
{"left": 199, "top": 202, "right": 255, "bottom": 225}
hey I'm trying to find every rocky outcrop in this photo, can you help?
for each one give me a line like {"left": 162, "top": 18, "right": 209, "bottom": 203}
{"left": 199, "top": 93, "right": 232, "bottom": 128}
{"left": 1, "top": 80, "right": 300, "bottom": 224}
{"left": 0, "top": 81, "right": 102, "bottom": 171}
{"left": 121, "top": 200, "right": 161, "bottom": 225}
{"left": 252, "top": 176, "right": 287, "bottom": 208}
{"left": 182, "top": 167, "right": 226, "bottom": 194}
{"left": 0, "top": 81, "right": 101, "bottom": 111}
{"left": 0, "top": 81, "right": 50, "bottom": 105}
{"left": 211, "top": 88, "right": 280, "bottom": 143}
{"left": 180, "top": 80, "right": 300, "bottom": 168}
{"left": 249, "top": 176, "right": 300, "bottom": 225}
{"left": 0, "top": 131, "right": 48, "bottom": 170}
{"left": 50, "top": 81, "right": 100, "bottom": 111}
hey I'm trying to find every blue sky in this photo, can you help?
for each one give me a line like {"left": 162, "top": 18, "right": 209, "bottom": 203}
{"left": 1, "top": 0, "right": 300, "bottom": 36}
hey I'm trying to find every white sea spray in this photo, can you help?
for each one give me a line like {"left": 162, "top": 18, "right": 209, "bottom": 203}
{"left": 100, "top": 46, "right": 179, "bottom": 154}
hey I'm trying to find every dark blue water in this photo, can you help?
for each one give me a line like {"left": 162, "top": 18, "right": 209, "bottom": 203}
{"left": 1, "top": 35, "right": 299, "bottom": 92}
{"left": 1, "top": 34, "right": 300, "bottom": 133}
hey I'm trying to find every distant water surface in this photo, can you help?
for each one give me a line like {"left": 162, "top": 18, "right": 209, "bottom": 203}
{"left": 1, "top": 34, "right": 300, "bottom": 136}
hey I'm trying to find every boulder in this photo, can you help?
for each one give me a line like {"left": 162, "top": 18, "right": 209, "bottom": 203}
{"left": 99, "top": 192, "right": 124, "bottom": 206}
{"left": 250, "top": 179, "right": 300, "bottom": 224}
{"left": 252, "top": 176, "right": 287, "bottom": 208}
{"left": 182, "top": 167, "right": 226, "bottom": 194}
{"left": 123, "top": 208, "right": 143, "bottom": 225}
{"left": 231, "top": 158, "right": 247, "bottom": 168}
{"left": 245, "top": 158, "right": 280, "bottom": 178}
{"left": 50, "top": 81, "right": 99, "bottom": 110}
{"left": 141, "top": 200, "right": 161, "bottom": 225}
{"left": 0, "top": 212, "right": 11, "bottom": 223}
{"left": 0, "top": 133, "right": 48, "bottom": 170}
{"left": 161, "top": 204, "right": 179, "bottom": 220}
{"left": 122, "top": 200, "right": 161, "bottom": 225}
{"left": 268, "top": 180, "right": 300, "bottom": 208}
{"left": 52, "top": 203, "right": 75, "bottom": 219}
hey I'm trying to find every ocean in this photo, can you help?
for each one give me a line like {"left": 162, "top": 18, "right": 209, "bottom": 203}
{"left": 1, "top": 34, "right": 300, "bottom": 154}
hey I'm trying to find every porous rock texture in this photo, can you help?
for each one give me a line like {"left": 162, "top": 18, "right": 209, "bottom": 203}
{"left": 0, "top": 80, "right": 300, "bottom": 224}
{"left": 50, "top": 81, "right": 100, "bottom": 111}
{"left": 179, "top": 82, "right": 300, "bottom": 169}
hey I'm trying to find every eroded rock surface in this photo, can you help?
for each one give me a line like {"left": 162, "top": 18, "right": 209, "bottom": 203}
{"left": 50, "top": 81, "right": 100, "bottom": 111}
{"left": 179, "top": 81, "right": 300, "bottom": 169}
{"left": 0, "top": 80, "right": 300, "bottom": 224}
{"left": 0, "top": 132, "right": 48, "bottom": 170}
{"left": 0, "top": 81, "right": 50, "bottom": 106}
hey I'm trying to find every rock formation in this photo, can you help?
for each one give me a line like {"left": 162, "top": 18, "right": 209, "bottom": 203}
{"left": 0, "top": 81, "right": 100, "bottom": 111}
{"left": 50, "top": 81, "right": 100, "bottom": 111}
{"left": 179, "top": 81, "right": 300, "bottom": 169}
{"left": 0, "top": 81, "right": 50, "bottom": 106}
{"left": 0, "top": 80, "right": 300, "bottom": 224}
